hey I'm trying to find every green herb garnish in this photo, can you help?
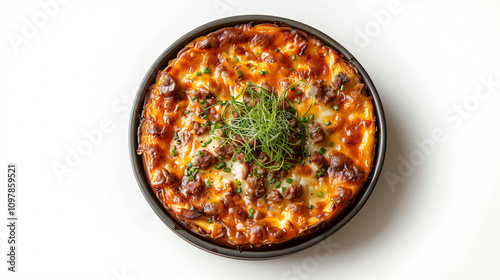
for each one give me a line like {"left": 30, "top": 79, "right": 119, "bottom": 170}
{"left": 276, "top": 181, "right": 282, "bottom": 188}
{"left": 212, "top": 81, "right": 316, "bottom": 171}
{"left": 215, "top": 162, "right": 226, "bottom": 170}
{"left": 248, "top": 208, "right": 255, "bottom": 218}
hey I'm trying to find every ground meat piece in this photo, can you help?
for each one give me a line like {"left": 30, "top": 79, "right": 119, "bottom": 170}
{"left": 337, "top": 187, "right": 352, "bottom": 198}
{"left": 310, "top": 79, "right": 325, "bottom": 101}
{"left": 333, "top": 72, "right": 349, "bottom": 90}
{"left": 318, "top": 84, "right": 336, "bottom": 105}
{"left": 235, "top": 231, "right": 247, "bottom": 242}
{"left": 327, "top": 151, "right": 365, "bottom": 182}
{"left": 267, "top": 190, "right": 283, "bottom": 204}
{"left": 146, "top": 122, "right": 167, "bottom": 137}
{"left": 144, "top": 145, "right": 165, "bottom": 169}
{"left": 308, "top": 123, "right": 324, "bottom": 144}
{"left": 250, "top": 33, "right": 271, "bottom": 47}
{"left": 289, "top": 202, "right": 307, "bottom": 216}
{"left": 194, "top": 88, "right": 210, "bottom": 99}
{"left": 181, "top": 176, "right": 205, "bottom": 196}
{"left": 158, "top": 72, "right": 179, "bottom": 98}
{"left": 262, "top": 52, "right": 277, "bottom": 64}
{"left": 223, "top": 195, "right": 246, "bottom": 223}
{"left": 288, "top": 135, "right": 302, "bottom": 148}
{"left": 232, "top": 109, "right": 245, "bottom": 118}
{"left": 326, "top": 116, "right": 345, "bottom": 134}
{"left": 250, "top": 223, "right": 267, "bottom": 239}
{"left": 331, "top": 187, "right": 353, "bottom": 211}
{"left": 241, "top": 162, "right": 251, "bottom": 180}
{"left": 311, "top": 79, "right": 336, "bottom": 105}
{"left": 257, "top": 152, "right": 269, "bottom": 164}
{"left": 269, "top": 168, "right": 288, "bottom": 181}
{"left": 151, "top": 168, "right": 179, "bottom": 189}
{"left": 204, "top": 97, "right": 219, "bottom": 119}
{"left": 180, "top": 208, "right": 201, "bottom": 220}
{"left": 192, "top": 121, "right": 209, "bottom": 135}
{"left": 260, "top": 82, "right": 272, "bottom": 93}
{"left": 278, "top": 99, "right": 290, "bottom": 110}
{"left": 213, "top": 28, "right": 246, "bottom": 48}
{"left": 285, "top": 183, "right": 303, "bottom": 200}
{"left": 272, "top": 228, "right": 286, "bottom": 240}
{"left": 246, "top": 176, "right": 266, "bottom": 200}
{"left": 233, "top": 135, "right": 257, "bottom": 148}
{"left": 214, "top": 140, "right": 234, "bottom": 159}
{"left": 309, "top": 151, "right": 328, "bottom": 169}
{"left": 192, "top": 150, "right": 217, "bottom": 169}
{"left": 288, "top": 117, "right": 298, "bottom": 127}
{"left": 313, "top": 73, "right": 349, "bottom": 104}
{"left": 235, "top": 152, "right": 246, "bottom": 163}
{"left": 246, "top": 138, "right": 258, "bottom": 148}
{"left": 254, "top": 165, "right": 268, "bottom": 178}
{"left": 205, "top": 98, "right": 218, "bottom": 106}
{"left": 244, "top": 92, "right": 260, "bottom": 107}
{"left": 234, "top": 45, "right": 245, "bottom": 55}
{"left": 197, "top": 34, "right": 219, "bottom": 49}
{"left": 233, "top": 135, "right": 245, "bottom": 146}
{"left": 202, "top": 200, "right": 227, "bottom": 218}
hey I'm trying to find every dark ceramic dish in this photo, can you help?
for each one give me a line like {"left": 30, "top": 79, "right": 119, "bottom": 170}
{"left": 129, "top": 15, "right": 387, "bottom": 260}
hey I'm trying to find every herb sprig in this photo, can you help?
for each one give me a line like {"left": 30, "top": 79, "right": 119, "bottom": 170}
{"left": 211, "top": 80, "right": 315, "bottom": 171}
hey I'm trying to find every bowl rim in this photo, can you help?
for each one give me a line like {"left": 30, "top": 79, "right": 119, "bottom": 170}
{"left": 129, "top": 14, "right": 387, "bottom": 260}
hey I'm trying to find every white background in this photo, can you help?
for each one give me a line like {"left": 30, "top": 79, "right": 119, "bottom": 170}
{"left": 1, "top": 0, "right": 499, "bottom": 279}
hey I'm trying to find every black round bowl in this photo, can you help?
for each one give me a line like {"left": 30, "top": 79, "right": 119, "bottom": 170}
{"left": 129, "top": 15, "right": 387, "bottom": 260}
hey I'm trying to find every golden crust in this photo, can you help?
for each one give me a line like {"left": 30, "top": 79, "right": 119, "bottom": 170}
{"left": 137, "top": 23, "right": 376, "bottom": 246}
